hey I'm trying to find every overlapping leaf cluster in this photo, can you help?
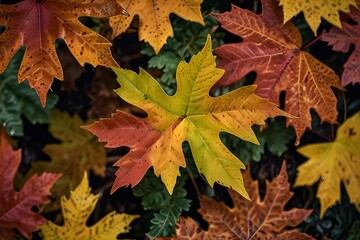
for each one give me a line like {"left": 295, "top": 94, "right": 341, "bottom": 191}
{"left": 84, "top": 36, "right": 289, "bottom": 198}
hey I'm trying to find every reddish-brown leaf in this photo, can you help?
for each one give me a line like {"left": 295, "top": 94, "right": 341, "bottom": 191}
{"left": 213, "top": 0, "right": 343, "bottom": 143}
{"left": 0, "top": 130, "right": 60, "bottom": 239}
{"left": 169, "top": 162, "right": 313, "bottom": 239}
{"left": 0, "top": 0, "right": 124, "bottom": 106}
{"left": 85, "top": 110, "right": 162, "bottom": 191}
{"left": 322, "top": 6, "right": 360, "bottom": 86}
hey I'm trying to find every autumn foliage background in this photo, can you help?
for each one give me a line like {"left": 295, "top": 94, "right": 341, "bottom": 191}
{"left": 0, "top": 0, "right": 359, "bottom": 239}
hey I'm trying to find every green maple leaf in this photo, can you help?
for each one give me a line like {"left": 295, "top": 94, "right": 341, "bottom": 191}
{"left": 84, "top": 35, "right": 289, "bottom": 198}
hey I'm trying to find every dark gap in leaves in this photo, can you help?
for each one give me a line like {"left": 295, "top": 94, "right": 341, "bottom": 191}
{"left": 279, "top": 91, "right": 286, "bottom": 110}
{"left": 346, "top": 84, "right": 360, "bottom": 116}
{"left": 300, "top": 185, "right": 360, "bottom": 239}
{"left": 51, "top": 63, "right": 94, "bottom": 119}
{"left": 0, "top": 0, "right": 22, "bottom": 4}
{"left": 308, "top": 109, "right": 334, "bottom": 142}
{"left": 112, "top": 27, "right": 147, "bottom": 70}
{"left": 18, "top": 118, "right": 57, "bottom": 173}
{"left": 212, "top": 183, "right": 234, "bottom": 208}
{"left": 219, "top": 27, "right": 243, "bottom": 44}
{"left": 347, "top": 17, "right": 358, "bottom": 25}
{"left": 78, "top": 16, "right": 101, "bottom": 32}
{"left": 250, "top": 156, "right": 285, "bottom": 200}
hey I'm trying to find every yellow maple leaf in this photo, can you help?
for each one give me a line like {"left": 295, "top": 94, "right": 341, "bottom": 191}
{"left": 278, "top": 0, "right": 358, "bottom": 35}
{"left": 28, "top": 109, "right": 107, "bottom": 211}
{"left": 110, "top": 0, "right": 205, "bottom": 54}
{"left": 294, "top": 112, "right": 360, "bottom": 217}
{"left": 40, "top": 172, "right": 138, "bottom": 240}
{"left": 84, "top": 35, "right": 291, "bottom": 198}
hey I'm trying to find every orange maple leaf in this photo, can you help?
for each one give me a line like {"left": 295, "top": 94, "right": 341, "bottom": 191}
{"left": 0, "top": 0, "right": 125, "bottom": 106}
{"left": 110, "top": 0, "right": 205, "bottom": 54}
{"left": 168, "top": 162, "right": 313, "bottom": 239}
{"left": 213, "top": 0, "right": 344, "bottom": 143}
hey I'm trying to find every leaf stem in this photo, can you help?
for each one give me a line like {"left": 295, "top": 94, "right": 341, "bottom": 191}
{"left": 93, "top": 181, "right": 112, "bottom": 195}
{"left": 186, "top": 167, "right": 200, "bottom": 197}
{"left": 342, "top": 91, "right": 347, "bottom": 122}
{"left": 308, "top": 129, "right": 332, "bottom": 142}
{"left": 302, "top": 34, "right": 323, "bottom": 50}
{"left": 107, "top": 155, "right": 121, "bottom": 164}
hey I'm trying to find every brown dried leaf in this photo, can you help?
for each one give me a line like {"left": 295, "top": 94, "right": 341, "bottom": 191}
{"left": 169, "top": 162, "right": 314, "bottom": 239}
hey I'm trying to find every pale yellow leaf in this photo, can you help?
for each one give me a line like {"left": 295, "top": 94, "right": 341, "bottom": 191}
{"left": 295, "top": 112, "right": 360, "bottom": 216}
{"left": 41, "top": 172, "right": 138, "bottom": 239}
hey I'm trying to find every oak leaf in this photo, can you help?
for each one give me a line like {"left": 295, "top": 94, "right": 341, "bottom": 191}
{"left": 294, "top": 112, "right": 360, "bottom": 217}
{"left": 169, "top": 162, "right": 313, "bottom": 239}
{"left": 29, "top": 109, "right": 107, "bottom": 211}
{"left": 84, "top": 35, "right": 289, "bottom": 198}
{"left": 40, "top": 172, "right": 138, "bottom": 240}
{"left": 213, "top": 0, "right": 343, "bottom": 143}
{"left": 322, "top": 6, "right": 360, "bottom": 86}
{"left": 110, "top": 0, "right": 205, "bottom": 54}
{"left": 0, "top": 0, "right": 124, "bottom": 106}
{"left": 0, "top": 129, "right": 60, "bottom": 239}
{"left": 278, "top": 0, "right": 358, "bottom": 35}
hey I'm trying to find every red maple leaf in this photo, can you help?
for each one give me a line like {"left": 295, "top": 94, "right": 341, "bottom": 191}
{"left": 213, "top": 0, "right": 343, "bottom": 143}
{"left": 0, "top": 130, "right": 60, "bottom": 239}
{"left": 322, "top": 6, "right": 360, "bottom": 86}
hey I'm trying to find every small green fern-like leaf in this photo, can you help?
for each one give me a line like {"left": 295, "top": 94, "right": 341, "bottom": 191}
{"left": 133, "top": 171, "right": 191, "bottom": 238}
{"left": 222, "top": 118, "right": 294, "bottom": 165}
